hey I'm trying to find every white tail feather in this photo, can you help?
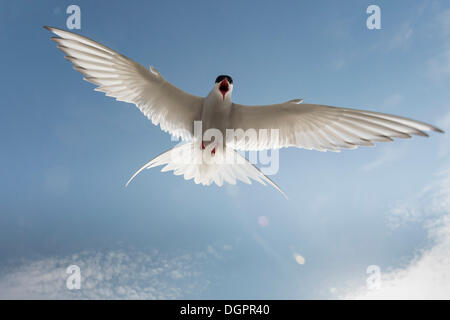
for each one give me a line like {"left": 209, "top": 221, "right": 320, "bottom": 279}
{"left": 126, "top": 143, "right": 287, "bottom": 198}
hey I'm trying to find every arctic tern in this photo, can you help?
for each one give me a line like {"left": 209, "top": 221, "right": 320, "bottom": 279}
{"left": 44, "top": 26, "right": 443, "bottom": 197}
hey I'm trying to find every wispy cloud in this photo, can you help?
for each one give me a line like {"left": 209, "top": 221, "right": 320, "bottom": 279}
{"left": 389, "top": 167, "right": 450, "bottom": 228}
{"left": 0, "top": 247, "right": 222, "bottom": 299}
{"left": 340, "top": 167, "right": 450, "bottom": 299}
{"left": 341, "top": 216, "right": 450, "bottom": 299}
{"left": 340, "top": 214, "right": 450, "bottom": 299}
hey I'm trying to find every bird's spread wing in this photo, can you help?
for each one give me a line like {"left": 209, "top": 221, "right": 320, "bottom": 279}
{"left": 229, "top": 99, "right": 443, "bottom": 151}
{"left": 45, "top": 26, "right": 202, "bottom": 140}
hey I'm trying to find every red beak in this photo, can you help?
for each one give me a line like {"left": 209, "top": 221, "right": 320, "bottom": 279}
{"left": 219, "top": 79, "right": 229, "bottom": 100}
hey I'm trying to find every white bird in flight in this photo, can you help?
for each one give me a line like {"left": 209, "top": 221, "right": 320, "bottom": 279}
{"left": 45, "top": 26, "right": 443, "bottom": 197}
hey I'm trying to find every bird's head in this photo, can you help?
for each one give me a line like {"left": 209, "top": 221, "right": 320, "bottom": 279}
{"left": 214, "top": 75, "right": 233, "bottom": 101}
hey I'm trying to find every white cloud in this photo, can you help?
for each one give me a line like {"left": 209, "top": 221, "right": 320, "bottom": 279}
{"left": 340, "top": 167, "right": 450, "bottom": 299}
{"left": 341, "top": 214, "right": 450, "bottom": 299}
{"left": 0, "top": 247, "right": 216, "bottom": 299}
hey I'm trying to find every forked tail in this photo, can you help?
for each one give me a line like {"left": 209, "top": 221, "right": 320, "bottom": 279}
{"left": 126, "top": 142, "right": 287, "bottom": 198}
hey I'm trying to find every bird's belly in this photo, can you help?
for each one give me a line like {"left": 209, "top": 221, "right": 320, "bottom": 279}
{"left": 201, "top": 111, "right": 229, "bottom": 146}
{"left": 202, "top": 109, "right": 229, "bottom": 131}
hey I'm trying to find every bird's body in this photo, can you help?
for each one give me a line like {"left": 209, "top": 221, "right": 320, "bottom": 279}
{"left": 201, "top": 87, "right": 232, "bottom": 142}
{"left": 44, "top": 26, "right": 443, "bottom": 197}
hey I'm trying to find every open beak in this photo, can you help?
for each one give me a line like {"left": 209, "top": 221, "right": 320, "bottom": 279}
{"left": 219, "top": 79, "right": 229, "bottom": 100}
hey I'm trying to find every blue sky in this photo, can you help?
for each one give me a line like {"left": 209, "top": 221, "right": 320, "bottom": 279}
{"left": 0, "top": 0, "right": 449, "bottom": 299}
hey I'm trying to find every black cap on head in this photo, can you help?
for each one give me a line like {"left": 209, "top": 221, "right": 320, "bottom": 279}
{"left": 215, "top": 75, "right": 233, "bottom": 84}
